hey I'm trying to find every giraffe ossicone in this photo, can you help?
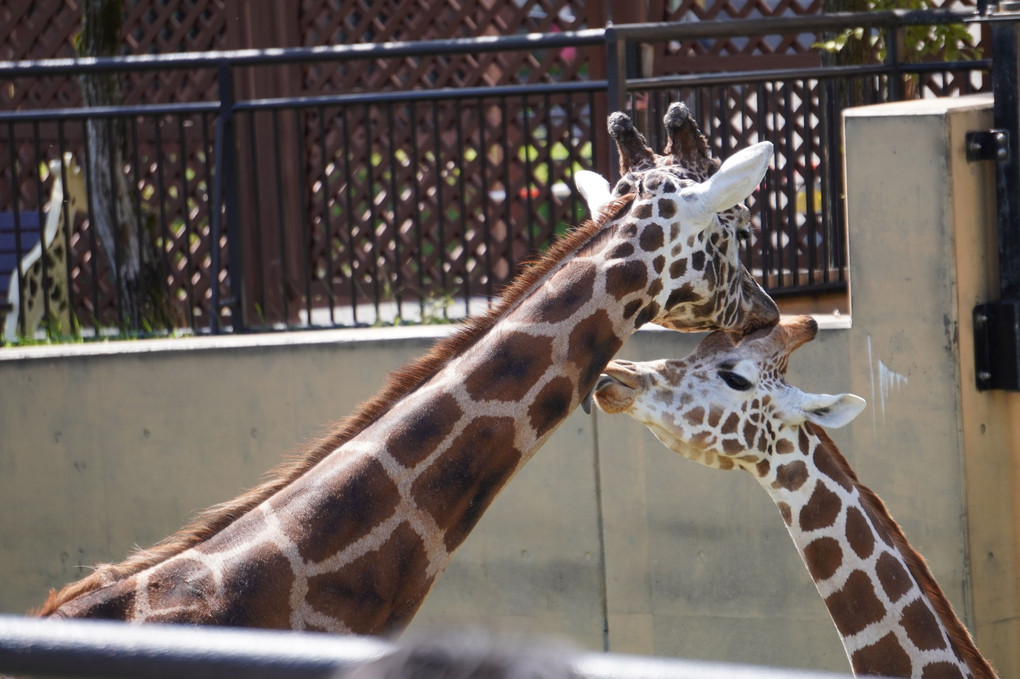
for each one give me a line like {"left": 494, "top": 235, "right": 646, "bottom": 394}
{"left": 39, "top": 103, "right": 778, "bottom": 636}
{"left": 591, "top": 316, "right": 996, "bottom": 678}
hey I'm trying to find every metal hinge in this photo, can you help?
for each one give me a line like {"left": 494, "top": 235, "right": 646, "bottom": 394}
{"left": 966, "top": 129, "right": 1010, "bottom": 163}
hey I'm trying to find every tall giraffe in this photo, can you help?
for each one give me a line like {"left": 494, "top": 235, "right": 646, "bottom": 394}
{"left": 39, "top": 103, "right": 779, "bottom": 635}
{"left": 589, "top": 316, "right": 996, "bottom": 678}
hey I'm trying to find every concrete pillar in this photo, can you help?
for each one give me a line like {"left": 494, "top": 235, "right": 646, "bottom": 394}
{"left": 843, "top": 94, "right": 1019, "bottom": 676}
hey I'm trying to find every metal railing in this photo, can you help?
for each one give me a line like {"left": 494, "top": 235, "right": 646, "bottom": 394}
{"left": 0, "top": 10, "right": 1005, "bottom": 340}
{"left": 0, "top": 614, "right": 855, "bottom": 679}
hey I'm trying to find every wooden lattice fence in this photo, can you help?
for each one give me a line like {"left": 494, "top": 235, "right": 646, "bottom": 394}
{"left": 0, "top": 0, "right": 988, "bottom": 334}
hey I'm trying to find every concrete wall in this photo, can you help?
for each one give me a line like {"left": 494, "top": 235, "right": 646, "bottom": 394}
{"left": 0, "top": 95, "right": 1015, "bottom": 676}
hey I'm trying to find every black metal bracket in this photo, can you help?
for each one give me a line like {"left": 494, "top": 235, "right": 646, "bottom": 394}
{"left": 972, "top": 20, "right": 1020, "bottom": 391}
{"left": 966, "top": 129, "right": 1010, "bottom": 162}
{"left": 974, "top": 301, "right": 1020, "bottom": 390}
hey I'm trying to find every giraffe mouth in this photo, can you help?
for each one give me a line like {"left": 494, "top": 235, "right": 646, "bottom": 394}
{"left": 581, "top": 374, "right": 619, "bottom": 414}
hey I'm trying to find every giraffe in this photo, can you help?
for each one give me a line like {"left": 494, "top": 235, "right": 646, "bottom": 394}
{"left": 37, "top": 103, "right": 780, "bottom": 635}
{"left": 2, "top": 154, "right": 84, "bottom": 342}
{"left": 589, "top": 315, "right": 997, "bottom": 678}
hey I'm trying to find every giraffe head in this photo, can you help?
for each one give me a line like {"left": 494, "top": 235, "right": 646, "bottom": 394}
{"left": 591, "top": 315, "right": 865, "bottom": 471}
{"left": 575, "top": 103, "right": 779, "bottom": 336}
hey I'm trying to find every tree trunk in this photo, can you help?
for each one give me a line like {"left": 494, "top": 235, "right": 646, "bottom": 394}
{"left": 78, "top": 0, "right": 171, "bottom": 332}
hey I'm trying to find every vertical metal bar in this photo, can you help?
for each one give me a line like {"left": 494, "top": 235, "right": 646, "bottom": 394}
{"left": 520, "top": 94, "right": 534, "bottom": 255}
{"left": 316, "top": 106, "right": 336, "bottom": 325}
{"left": 211, "top": 61, "right": 242, "bottom": 332}
{"left": 605, "top": 25, "right": 627, "bottom": 183}
{"left": 501, "top": 95, "right": 515, "bottom": 276}
{"left": 408, "top": 101, "right": 426, "bottom": 321}
{"left": 782, "top": 81, "right": 799, "bottom": 288}
{"left": 340, "top": 107, "right": 358, "bottom": 325}
{"left": 7, "top": 122, "right": 26, "bottom": 339}
{"left": 455, "top": 100, "right": 471, "bottom": 314}
{"left": 363, "top": 104, "right": 381, "bottom": 318}
{"left": 152, "top": 119, "right": 169, "bottom": 301}
{"left": 271, "top": 109, "right": 291, "bottom": 326}
{"left": 886, "top": 25, "right": 906, "bottom": 101}
{"left": 104, "top": 116, "right": 125, "bottom": 328}
{"left": 992, "top": 21, "right": 1020, "bottom": 300}
{"left": 82, "top": 118, "right": 101, "bottom": 334}
{"left": 752, "top": 82, "right": 768, "bottom": 280}
{"left": 294, "top": 108, "right": 313, "bottom": 325}
{"left": 478, "top": 97, "right": 493, "bottom": 302}
{"left": 56, "top": 122, "right": 76, "bottom": 335}
{"left": 431, "top": 99, "right": 449, "bottom": 322}
{"left": 246, "top": 111, "right": 268, "bottom": 328}
{"left": 803, "top": 80, "right": 822, "bottom": 286}
{"left": 31, "top": 120, "right": 50, "bottom": 336}
{"left": 386, "top": 102, "right": 403, "bottom": 319}
{"left": 176, "top": 115, "right": 196, "bottom": 330}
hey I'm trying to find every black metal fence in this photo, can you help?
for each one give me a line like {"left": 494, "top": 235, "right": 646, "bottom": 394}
{"left": 0, "top": 10, "right": 1001, "bottom": 340}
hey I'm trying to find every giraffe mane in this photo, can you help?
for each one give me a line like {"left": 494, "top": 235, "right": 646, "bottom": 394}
{"left": 37, "top": 194, "right": 637, "bottom": 617}
{"left": 806, "top": 423, "right": 997, "bottom": 679}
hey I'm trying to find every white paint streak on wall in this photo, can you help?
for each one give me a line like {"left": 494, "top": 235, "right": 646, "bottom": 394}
{"left": 867, "top": 334, "right": 909, "bottom": 429}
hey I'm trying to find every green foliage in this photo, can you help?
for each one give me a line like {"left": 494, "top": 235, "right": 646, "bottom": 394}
{"left": 815, "top": 2, "right": 981, "bottom": 64}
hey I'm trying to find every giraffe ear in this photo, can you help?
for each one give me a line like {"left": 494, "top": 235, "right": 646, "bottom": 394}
{"left": 800, "top": 393, "right": 866, "bottom": 429}
{"left": 680, "top": 141, "right": 773, "bottom": 221}
{"left": 575, "top": 170, "right": 612, "bottom": 219}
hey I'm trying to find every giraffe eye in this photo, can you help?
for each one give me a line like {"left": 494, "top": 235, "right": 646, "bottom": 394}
{"left": 719, "top": 370, "right": 753, "bottom": 391}
{"left": 736, "top": 226, "right": 752, "bottom": 241}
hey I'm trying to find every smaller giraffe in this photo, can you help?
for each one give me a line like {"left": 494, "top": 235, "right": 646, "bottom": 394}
{"left": 590, "top": 316, "right": 996, "bottom": 679}
{"left": 3, "top": 155, "right": 83, "bottom": 342}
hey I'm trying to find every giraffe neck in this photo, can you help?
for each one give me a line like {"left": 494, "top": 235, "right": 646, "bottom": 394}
{"left": 44, "top": 198, "right": 653, "bottom": 634}
{"left": 757, "top": 424, "right": 994, "bottom": 678}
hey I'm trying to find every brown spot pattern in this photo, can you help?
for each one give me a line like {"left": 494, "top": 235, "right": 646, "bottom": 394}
{"left": 814, "top": 448, "right": 853, "bottom": 491}
{"left": 772, "top": 461, "right": 809, "bottom": 492}
{"left": 568, "top": 310, "right": 624, "bottom": 396}
{"left": 845, "top": 506, "right": 875, "bottom": 559}
{"left": 900, "top": 599, "right": 949, "bottom": 651}
{"left": 632, "top": 202, "right": 653, "bottom": 220}
{"left": 528, "top": 376, "right": 574, "bottom": 439}
{"left": 799, "top": 481, "right": 843, "bottom": 532}
{"left": 56, "top": 577, "right": 138, "bottom": 621}
{"left": 216, "top": 546, "right": 296, "bottom": 628}
{"left": 778, "top": 502, "right": 792, "bottom": 526}
{"left": 775, "top": 438, "right": 794, "bottom": 455}
{"left": 305, "top": 521, "right": 432, "bottom": 634}
{"left": 412, "top": 416, "right": 522, "bottom": 551}
{"left": 665, "top": 283, "right": 700, "bottom": 311}
{"left": 605, "top": 260, "right": 648, "bottom": 300}
{"left": 634, "top": 302, "right": 659, "bottom": 329}
{"left": 274, "top": 457, "right": 400, "bottom": 564}
{"left": 826, "top": 569, "right": 888, "bottom": 637}
{"left": 852, "top": 632, "right": 913, "bottom": 677}
{"left": 803, "top": 536, "right": 843, "bottom": 582}
{"left": 669, "top": 259, "right": 687, "bottom": 279}
{"left": 652, "top": 255, "right": 665, "bottom": 273}
{"left": 639, "top": 223, "right": 664, "bottom": 252}
{"left": 921, "top": 662, "right": 967, "bottom": 678}
{"left": 464, "top": 333, "right": 554, "bottom": 402}
{"left": 608, "top": 243, "right": 635, "bottom": 260}
{"left": 530, "top": 263, "right": 597, "bottom": 324}
{"left": 385, "top": 394, "right": 464, "bottom": 468}
{"left": 658, "top": 198, "right": 676, "bottom": 219}
{"left": 742, "top": 420, "right": 758, "bottom": 449}
{"left": 876, "top": 552, "right": 914, "bottom": 603}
